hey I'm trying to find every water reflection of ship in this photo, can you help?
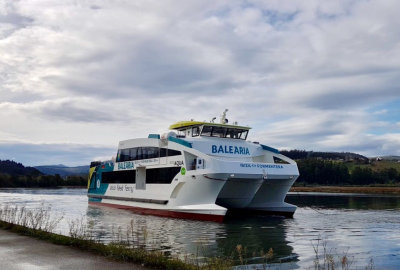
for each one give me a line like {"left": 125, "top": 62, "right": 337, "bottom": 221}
{"left": 85, "top": 205, "right": 298, "bottom": 267}
{"left": 215, "top": 216, "right": 297, "bottom": 265}
{"left": 85, "top": 204, "right": 222, "bottom": 257}
{"left": 286, "top": 194, "right": 400, "bottom": 210}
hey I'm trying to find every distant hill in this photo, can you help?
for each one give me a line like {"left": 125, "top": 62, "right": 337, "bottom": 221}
{"left": 0, "top": 160, "right": 43, "bottom": 177}
{"left": 280, "top": 149, "right": 369, "bottom": 161}
{"left": 34, "top": 165, "right": 89, "bottom": 177}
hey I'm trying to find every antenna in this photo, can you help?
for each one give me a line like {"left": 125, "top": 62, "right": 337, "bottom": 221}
{"left": 220, "top": 109, "right": 228, "bottom": 124}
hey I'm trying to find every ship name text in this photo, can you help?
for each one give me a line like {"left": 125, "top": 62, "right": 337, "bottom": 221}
{"left": 212, "top": 145, "right": 250, "bottom": 155}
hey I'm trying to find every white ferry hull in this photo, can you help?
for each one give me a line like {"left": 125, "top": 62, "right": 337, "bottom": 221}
{"left": 89, "top": 201, "right": 226, "bottom": 222}
{"left": 87, "top": 118, "right": 301, "bottom": 222}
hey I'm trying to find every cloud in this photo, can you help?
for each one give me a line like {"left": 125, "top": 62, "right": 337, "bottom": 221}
{"left": 0, "top": 0, "right": 400, "bottom": 165}
{"left": 0, "top": 99, "right": 117, "bottom": 122}
{"left": 0, "top": 141, "right": 115, "bottom": 166}
{"left": 373, "top": 109, "right": 387, "bottom": 115}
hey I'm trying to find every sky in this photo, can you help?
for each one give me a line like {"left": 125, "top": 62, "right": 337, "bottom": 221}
{"left": 1, "top": 0, "right": 400, "bottom": 166}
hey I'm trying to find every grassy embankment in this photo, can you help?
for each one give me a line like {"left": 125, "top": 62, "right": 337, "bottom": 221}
{"left": 344, "top": 160, "right": 400, "bottom": 172}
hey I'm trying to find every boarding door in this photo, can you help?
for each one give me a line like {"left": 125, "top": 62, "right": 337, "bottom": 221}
{"left": 136, "top": 167, "right": 146, "bottom": 190}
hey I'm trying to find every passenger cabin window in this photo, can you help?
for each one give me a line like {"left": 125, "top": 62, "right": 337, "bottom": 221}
{"left": 137, "top": 147, "right": 143, "bottom": 160}
{"left": 102, "top": 167, "right": 180, "bottom": 184}
{"left": 146, "top": 167, "right": 181, "bottom": 184}
{"left": 120, "top": 149, "right": 130, "bottom": 162}
{"left": 192, "top": 126, "right": 200, "bottom": 137}
{"left": 167, "top": 149, "right": 181, "bottom": 156}
{"left": 103, "top": 170, "right": 136, "bottom": 184}
{"left": 117, "top": 147, "right": 160, "bottom": 162}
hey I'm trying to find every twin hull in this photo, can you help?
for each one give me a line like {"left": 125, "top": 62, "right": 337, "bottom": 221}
{"left": 88, "top": 139, "right": 299, "bottom": 222}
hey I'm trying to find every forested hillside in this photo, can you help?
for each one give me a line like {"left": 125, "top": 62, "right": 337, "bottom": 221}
{"left": 0, "top": 160, "right": 42, "bottom": 177}
{"left": 0, "top": 160, "right": 87, "bottom": 188}
{"left": 296, "top": 159, "right": 400, "bottom": 185}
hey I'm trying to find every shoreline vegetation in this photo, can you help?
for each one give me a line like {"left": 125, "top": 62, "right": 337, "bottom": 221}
{"left": 0, "top": 204, "right": 375, "bottom": 270}
{"left": 290, "top": 185, "right": 400, "bottom": 195}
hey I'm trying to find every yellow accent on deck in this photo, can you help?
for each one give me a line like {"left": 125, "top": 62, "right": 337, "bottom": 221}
{"left": 169, "top": 121, "right": 251, "bottom": 130}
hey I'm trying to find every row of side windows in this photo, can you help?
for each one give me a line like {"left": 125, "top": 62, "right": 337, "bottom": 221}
{"left": 117, "top": 147, "right": 181, "bottom": 162}
{"left": 102, "top": 167, "right": 181, "bottom": 184}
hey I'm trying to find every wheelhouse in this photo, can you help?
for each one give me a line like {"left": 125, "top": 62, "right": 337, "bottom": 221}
{"left": 169, "top": 121, "right": 251, "bottom": 140}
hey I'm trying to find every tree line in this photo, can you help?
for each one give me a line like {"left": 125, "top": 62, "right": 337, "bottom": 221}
{"left": 280, "top": 149, "right": 369, "bottom": 162}
{"left": 0, "top": 159, "right": 87, "bottom": 188}
{"left": 296, "top": 159, "right": 400, "bottom": 185}
{"left": 0, "top": 173, "right": 87, "bottom": 188}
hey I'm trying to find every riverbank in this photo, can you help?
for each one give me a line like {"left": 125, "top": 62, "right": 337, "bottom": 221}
{"left": 0, "top": 219, "right": 232, "bottom": 270}
{"left": 0, "top": 228, "right": 150, "bottom": 270}
{"left": 290, "top": 186, "right": 400, "bottom": 194}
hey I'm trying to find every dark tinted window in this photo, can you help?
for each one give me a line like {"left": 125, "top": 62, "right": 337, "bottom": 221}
{"left": 102, "top": 170, "right": 136, "bottom": 184}
{"left": 117, "top": 147, "right": 175, "bottom": 161}
{"left": 160, "top": 148, "right": 167, "bottom": 158}
{"left": 146, "top": 167, "right": 181, "bottom": 184}
{"left": 226, "top": 128, "right": 248, "bottom": 140}
{"left": 160, "top": 148, "right": 180, "bottom": 157}
{"left": 273, "top": 156, "right": 290, "bottom": 164}
{"left": 147, "top": 147, "right": 159, "bottom": 159}
{"left": 201, "top": 126, "right": 213, "bottom": 136}
{"left": 120, "top": 149, "right": 130, "bottom": 162}
{"left": 168, "top": 149, "right": 181, "bottom": 156}
{"left": 212, "top": 126, "right": 227, "bottom": 138}
{"left": 137, "top": 147, "right": 143, "bottom": 160}
{"left": 90, "top": 161, "right": 101, "bottom": 168}
{"left": 130, "top": 148, "right": 137, "bottom": 160}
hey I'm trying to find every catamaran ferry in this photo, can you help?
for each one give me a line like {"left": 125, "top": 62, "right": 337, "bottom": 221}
{"left": 87, "top": 110, "right": 299, "bottom": 222}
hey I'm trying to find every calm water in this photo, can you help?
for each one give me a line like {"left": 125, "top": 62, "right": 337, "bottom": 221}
{"left": 1, "top": 188, "right": 400, "bottom": 269}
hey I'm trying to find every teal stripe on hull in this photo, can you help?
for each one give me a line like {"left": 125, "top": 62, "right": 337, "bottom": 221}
{"left": 169, "top": 136, "right": 192, "bottom": 148}
{"left": 261, "top": 144, "right": 280, "bottom": 154}
{"left": 89, "top": 197, "right": 102, "bottom": 202}
{"left": 148, "top": 134, "right": 160, "bottom": 139}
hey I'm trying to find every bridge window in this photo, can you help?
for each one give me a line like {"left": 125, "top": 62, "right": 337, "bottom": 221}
{"left": 199, "top": 126, "right": 249, "bottom": 140}
{"left": 201, "top": 126, "right": 213, "bottom": 136}
{"left": 192, "top": 127, "right": 200, "bottom": 137}
{"left": 212, "top": 126, "right": 227, "bottom": 138}
{"left": 240, "top": 130, "right": 248, "bottom": 140}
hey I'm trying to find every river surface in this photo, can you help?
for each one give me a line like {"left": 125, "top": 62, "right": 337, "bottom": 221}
{"left": 1, "top": 188, "right": 400, "bottom": 269}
